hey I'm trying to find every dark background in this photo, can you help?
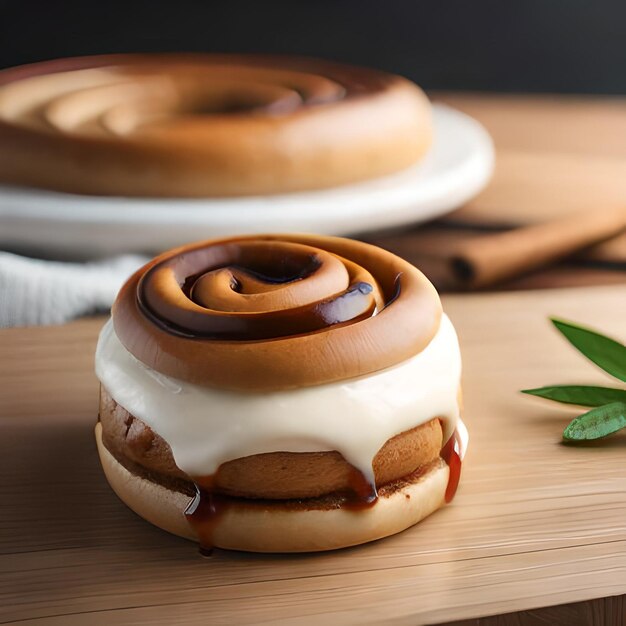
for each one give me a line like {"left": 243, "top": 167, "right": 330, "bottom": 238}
{"left": 2, "top": 0, "right": 626, "bottom": 94}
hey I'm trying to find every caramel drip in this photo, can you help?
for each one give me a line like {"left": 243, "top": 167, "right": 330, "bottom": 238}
{"left": 184, "top": 484, "right": 229, "bottom": 557}
{"left": 342, "top": 467, "right": 379, "bottom": 510}
{"left": 440, "top": 430, "right": 463, "bottom": 503}
{"left": 185, "top": 429, "right": 462, "bottom": 552}
{"left": 112, "top": 234, "right": 442, "bottom": 391}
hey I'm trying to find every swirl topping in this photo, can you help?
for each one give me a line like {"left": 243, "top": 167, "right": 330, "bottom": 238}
{"left": 138, "top": 241, "right": 381, "bottom": 340}
{"left": 113, "top": 235, "right": 442, "bottom": 391}
{"left": 0, "top": 54, "right": 432, "bottom": 197}
{"left": 0, "top": 57, "right": 369, "bottom": 134}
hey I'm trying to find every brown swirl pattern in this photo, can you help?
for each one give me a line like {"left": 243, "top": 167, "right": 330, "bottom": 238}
{"left": 0, "top": 54, "right": 432, "bottom": 197}
{"left": 113, "top": 234, "right": 442, "bottom": 391}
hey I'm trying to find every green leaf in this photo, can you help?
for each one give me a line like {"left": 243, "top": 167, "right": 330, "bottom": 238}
{"left": 522, "top": 385, "right": 626, "bottom": 407}
{"left": 551, "top": 318, "right": 626, "bottom": 383}
{"left": 563, "top": 402, "right": 626, "bottom": 441}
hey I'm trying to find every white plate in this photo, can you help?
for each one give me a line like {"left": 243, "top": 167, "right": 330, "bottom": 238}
{"left": 0, "top": 104, "right": 493, "bottom": 258}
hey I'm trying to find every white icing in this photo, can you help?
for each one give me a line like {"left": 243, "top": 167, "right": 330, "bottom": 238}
{"left": 95, "top": 314, "right": 464, "bottom": 485}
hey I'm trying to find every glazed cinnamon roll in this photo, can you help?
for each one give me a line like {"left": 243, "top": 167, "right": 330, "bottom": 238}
{"left": 95, "top": 235, "right": 467, "bottom": 552}
{"left": 0, "top": 54, "right": 432, "bottom": 197}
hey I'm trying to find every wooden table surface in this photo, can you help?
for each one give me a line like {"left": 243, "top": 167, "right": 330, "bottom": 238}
{"left": 2, "top": 94, "right": 626, "bottom": 625}
{"left": 1, "top": 285, "right": 625, "bottom": 625}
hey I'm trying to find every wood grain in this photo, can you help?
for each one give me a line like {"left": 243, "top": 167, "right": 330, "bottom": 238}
{"left": 433, "top": 93, "right": 626, "bottom": 272}
{"left": 1, "top": 285, "right": 625, "bottom": 625}
{"left": 446, "top": 594, "right": 626, "bottom": 626}
{"left": 437, "top": 93, "right": 626, "bottom": 160}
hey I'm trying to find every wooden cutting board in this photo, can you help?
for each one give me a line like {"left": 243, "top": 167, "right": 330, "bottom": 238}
{"left": 1, "top": 285, "right": 625, "bottom": 625}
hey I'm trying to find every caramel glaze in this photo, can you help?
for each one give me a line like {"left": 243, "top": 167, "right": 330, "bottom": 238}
{"left": 113, "top": 234, "right": 442, "bottom": 392}
{"left": 440, "top": 429, "right": 463, "bottom": 503}
{"left": 185, "top": 429, "right": 462, "bottom": 553}
{"left": 138, "top": 241, "right": 378, "bottom": 340}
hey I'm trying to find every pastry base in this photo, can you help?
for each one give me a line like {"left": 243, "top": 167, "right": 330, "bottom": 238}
{"left": 95, "top": 423, "right": 450, "bottom": 553}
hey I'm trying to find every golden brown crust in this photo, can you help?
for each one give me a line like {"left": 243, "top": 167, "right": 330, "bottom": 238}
{"left": 0, "top": 54, "right": 431, "bottom": 197}
{"left": 112, "top": 234, "right": 442, "bottom": 391}
{"left": 99, "top": 386, "right": 443, "bottom": 500}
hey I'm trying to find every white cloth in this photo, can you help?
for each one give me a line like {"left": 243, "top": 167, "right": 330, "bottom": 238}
{"left": 0, "top": 252, "right": 147, "bottom": 327}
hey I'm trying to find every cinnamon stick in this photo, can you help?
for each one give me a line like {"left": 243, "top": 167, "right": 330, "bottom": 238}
{"left": 450, "top": 208, "right": 626, "bottom": 288}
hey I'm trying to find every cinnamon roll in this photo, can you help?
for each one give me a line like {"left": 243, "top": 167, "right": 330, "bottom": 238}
{"left": 0, "top": 54, "right": 432, "bottom": 197}
{"left": 95, "top": 235, "right": 467, "bottom": 552}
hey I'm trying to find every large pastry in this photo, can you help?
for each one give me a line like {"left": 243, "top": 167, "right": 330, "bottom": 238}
{"left": 0, "top": 54, "right": 432, "bottom": 197}
{"left": 94, "top": 234, "right": 467, "bottom": 552}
